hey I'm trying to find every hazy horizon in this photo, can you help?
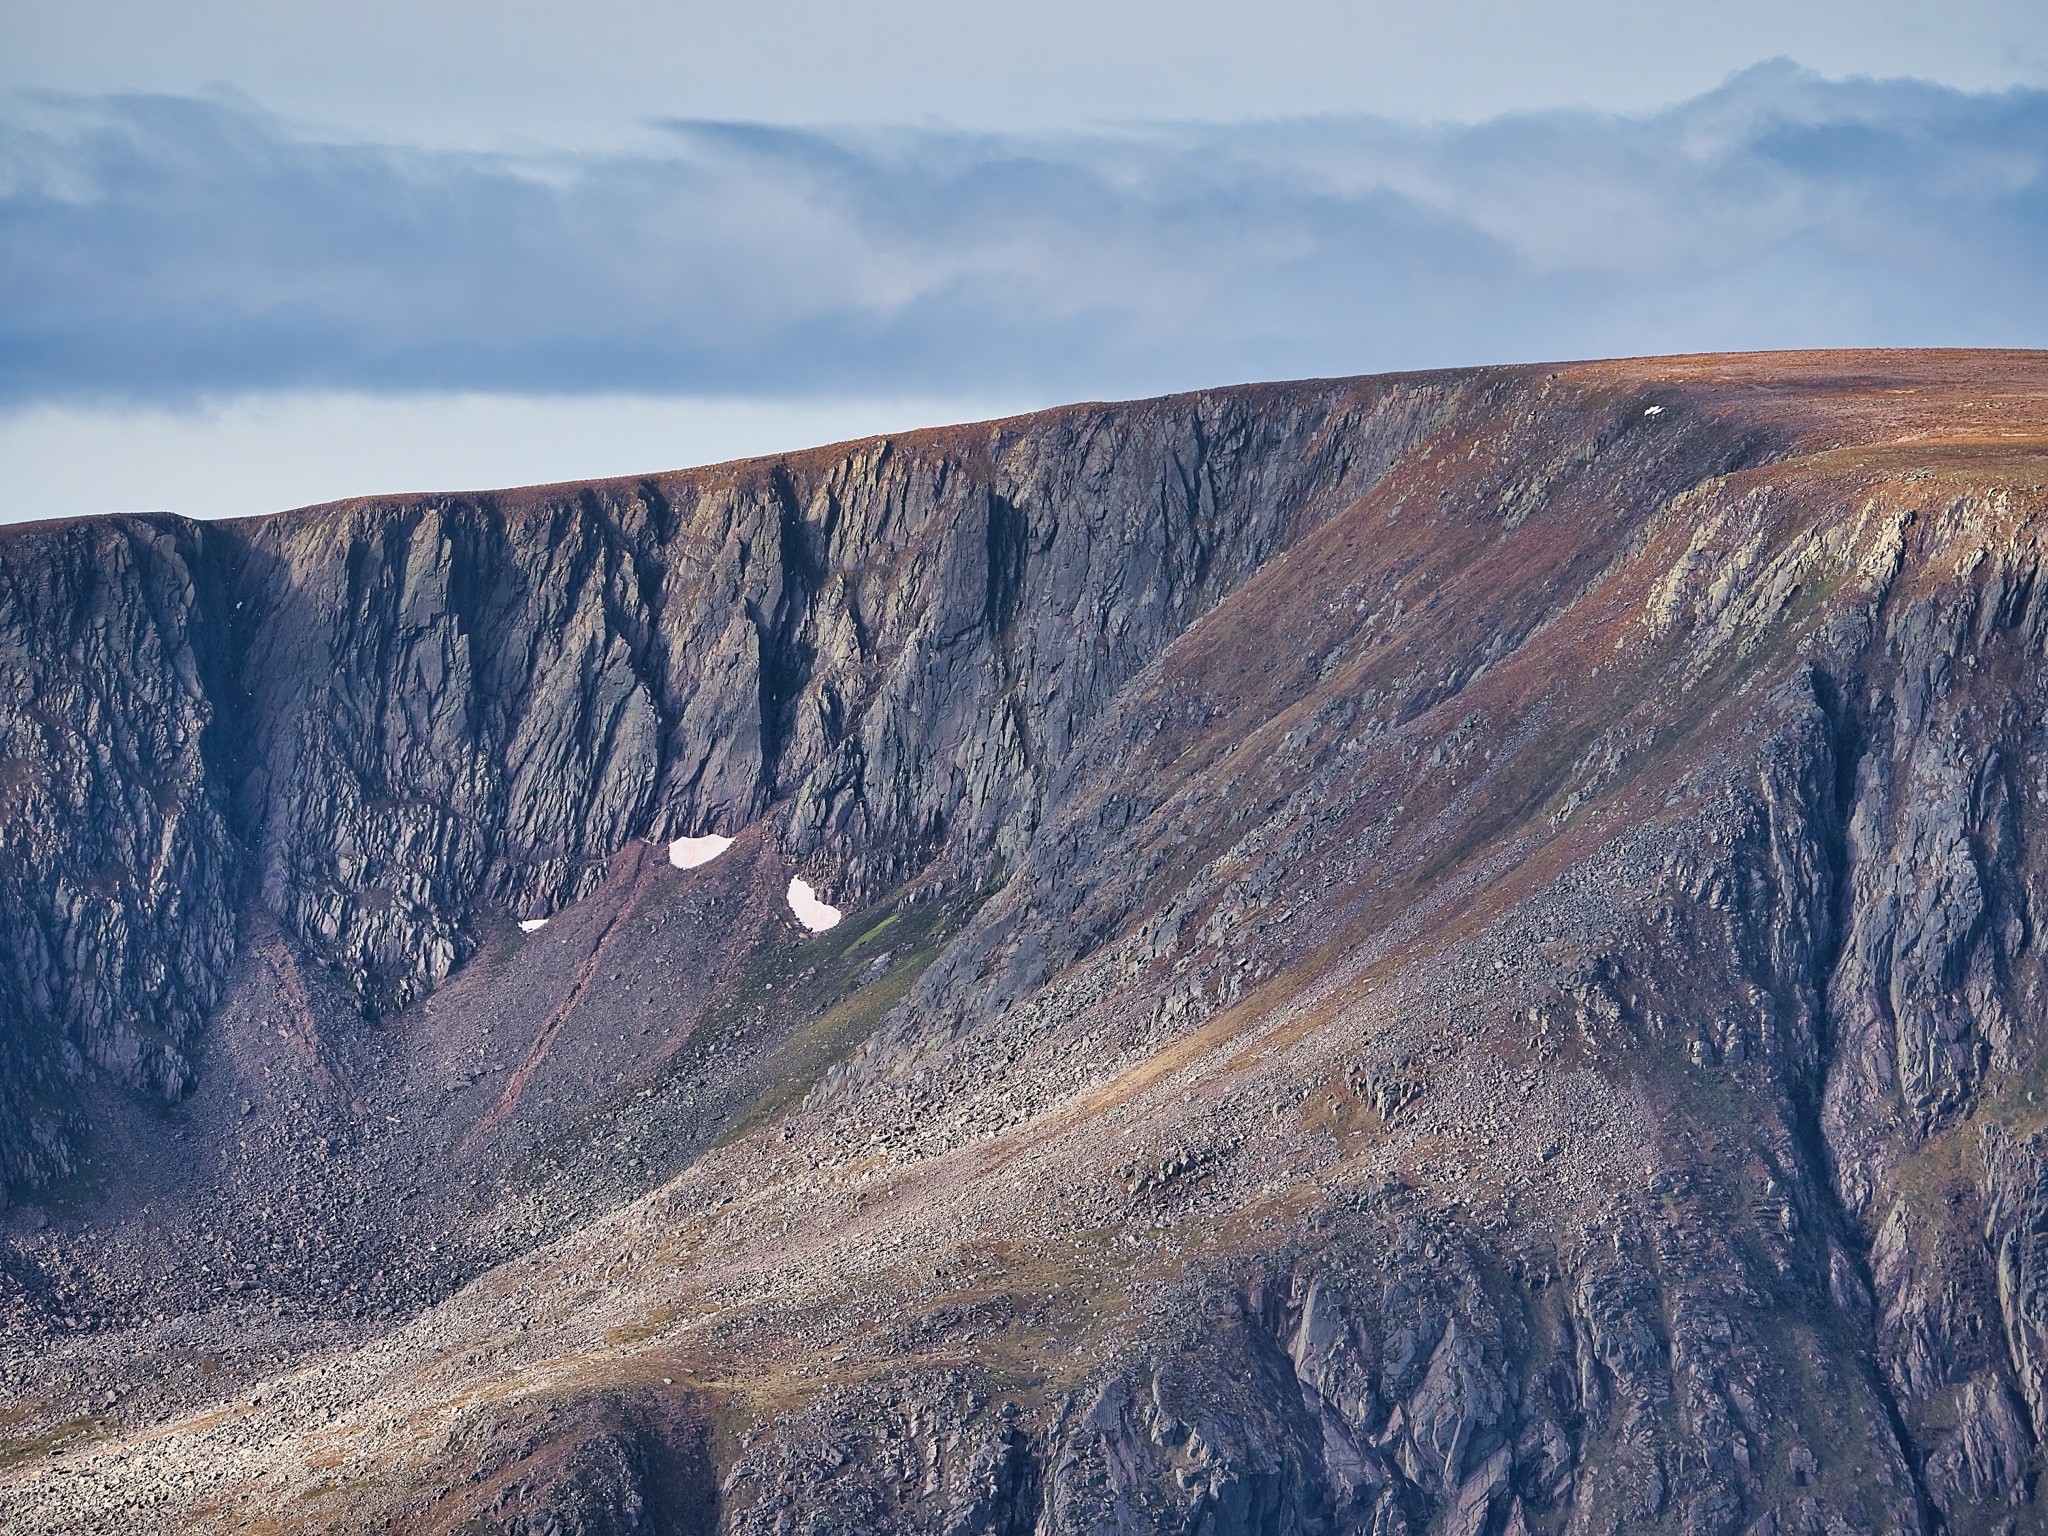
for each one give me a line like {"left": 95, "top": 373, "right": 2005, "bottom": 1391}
{"left": 4, "top": 0, "right": 2044, "bottom": 520}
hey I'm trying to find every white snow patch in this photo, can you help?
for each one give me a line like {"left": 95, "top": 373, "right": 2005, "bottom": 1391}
{"left": 786, "top": 877, "right": 842, "bottom": 933}
{"left": 519, "top": 918, "right": 549, "bottom": 933}
{"left": 1643, "top": 405, "right": 1664, "bottom": 417}
{"left": 668, "top": 834, "right": 734, "bottom": 870}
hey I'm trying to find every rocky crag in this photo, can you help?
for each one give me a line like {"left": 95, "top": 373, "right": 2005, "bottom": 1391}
{"left": 1, "top": 351, "right": 2047, "bottom": 1535}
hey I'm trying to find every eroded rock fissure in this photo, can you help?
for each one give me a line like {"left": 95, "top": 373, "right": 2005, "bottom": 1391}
{"left": 1793, "top": 670, "right": 1945, "bottom": 1528}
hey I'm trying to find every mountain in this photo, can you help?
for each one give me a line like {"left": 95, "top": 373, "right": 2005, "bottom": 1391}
{"left": 1, "top": 350, "right": 2046, "bottom": 1535}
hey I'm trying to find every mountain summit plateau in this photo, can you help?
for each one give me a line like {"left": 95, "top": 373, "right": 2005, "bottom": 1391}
{"left": 2, "top": 350, "right": 2047, "bottom": 1536}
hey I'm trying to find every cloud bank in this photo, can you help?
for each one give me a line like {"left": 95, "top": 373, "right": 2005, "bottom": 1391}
{"left": 4, "top": 61, "right": 2045, "bottom": 407}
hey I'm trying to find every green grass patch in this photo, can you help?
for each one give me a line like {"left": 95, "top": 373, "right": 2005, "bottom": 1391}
{"left": 841, "top": 912, "right": 900, "bottom": 956}
{"left": 0, "top": 1415, "right": 109, "bottom": 1472}
{"left": 713, "top": 892, "right": 975, "bottom": 1145}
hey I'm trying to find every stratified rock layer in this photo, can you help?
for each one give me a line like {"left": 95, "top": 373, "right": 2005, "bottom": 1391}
{"left": 3, "top": 351, "right": 2048, "bottom": 1536}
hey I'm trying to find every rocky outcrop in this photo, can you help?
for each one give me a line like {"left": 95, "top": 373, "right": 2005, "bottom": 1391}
{"left": 0, "top": 516, "right": 238, "bottom": 1190}
{"left": 427, "top": 1392, "right": 714, "bottom": 1536}
{"left": 1821, "top": 524, "right": 2042, "bottom": 1215}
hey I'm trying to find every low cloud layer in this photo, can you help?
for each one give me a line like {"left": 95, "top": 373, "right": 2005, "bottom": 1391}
{"left": 4, "top": 61, "right": 2044, "bottom": 407}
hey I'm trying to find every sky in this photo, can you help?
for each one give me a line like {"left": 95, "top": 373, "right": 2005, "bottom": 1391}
{"left": 2, "top": 0, "right": 2045, "bottom": 521}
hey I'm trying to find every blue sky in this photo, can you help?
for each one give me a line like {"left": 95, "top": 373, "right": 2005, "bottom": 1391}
{"left": 2, "top": 1, "right": 2044, "bottom": 519}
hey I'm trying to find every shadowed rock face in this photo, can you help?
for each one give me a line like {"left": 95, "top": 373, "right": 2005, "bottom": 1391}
{"left": 0, "top": 517, "right": 237, "bottom": 1188}
{"left": 5, "top": 351, "right": 2048, "bottom": 1536}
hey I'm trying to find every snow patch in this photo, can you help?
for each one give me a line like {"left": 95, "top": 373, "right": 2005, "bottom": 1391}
{"left": 668, "top": 834, "right": 734, "bottom": 870}
{"left": 1642, "top": 405, "right": 1664, "bottom": 417}
{"left": 786, "top": 877, "right": 842, "bottom": 933}
{"left": 519, "top": 918, "right": 549, "bottom": 933}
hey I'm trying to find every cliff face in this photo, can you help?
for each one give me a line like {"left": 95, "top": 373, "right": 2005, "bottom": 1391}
{"left": 0, "top": 381, "right": 1447, "bottom": 1149}
{"left": 0, "top": 517, "right": 236, "bottom": 1188}
{"left": 225, "top": 383, "right": 1438, "bottom": 1014}
{"left": 4, "top": 352, "right": 2048, "bottom": 1536}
